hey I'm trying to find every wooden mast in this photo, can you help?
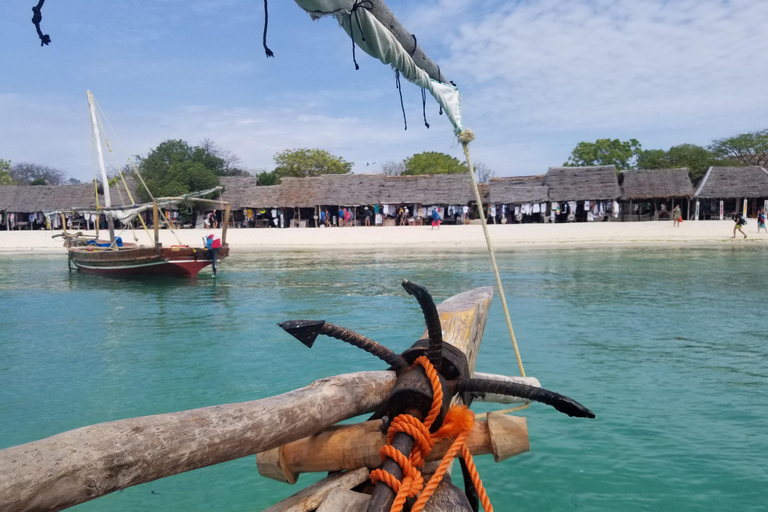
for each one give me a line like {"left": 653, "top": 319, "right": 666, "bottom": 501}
{"left": 86, "top": 90, "right": 116, "bottom": 244}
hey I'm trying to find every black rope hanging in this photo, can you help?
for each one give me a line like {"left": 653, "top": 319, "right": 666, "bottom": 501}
{"left": 437, "top": 65, "right": 443, "bottom": 116}
{"left": 31, "top": 0, "right": 51, "bottom": 46}
{"left": 348, "top": 0, "right": 373, "bottom": 70}
{"left": 409, "top": 34, "right": 429, "bottom": 128}
{"left": 395, "top": 70, "right": 407, "bottom": 130}
{"left": 262, "top": 0, "right": 274, "bottom": 57}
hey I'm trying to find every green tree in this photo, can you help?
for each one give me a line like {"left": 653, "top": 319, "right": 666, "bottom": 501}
{"left": 257, "top": 170, "right": 279, "bottom": 186}
{"left": 30, "top": 177, "right": 47, "bottom": 185}
{"left": 0, "top": 159, "right": 13, "bottom": 185}
{"left": 637, "top": 144, "right": 728, "bottom": 182}
{"left": 709, "top": 129, "right": 768, "bottom": 167}
{"left": 402, "top": 152, "right": 467, "bottom": 175}
{"left": 273, "top": 148, "right": 352, "bottom": 178}
{"left": 564, "top": 138, "right": 642, "bottom": 170}
{"left": 135, "top": 139, "right": 220, "bottom": 201}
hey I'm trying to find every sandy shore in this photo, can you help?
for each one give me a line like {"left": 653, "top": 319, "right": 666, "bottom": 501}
{"left": 0, "top": 220, "right": 764, "bottom": 254}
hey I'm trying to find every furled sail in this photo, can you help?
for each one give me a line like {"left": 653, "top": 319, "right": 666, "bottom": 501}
{"left": 293, "top": 0, "right": 464, "bottom": 134}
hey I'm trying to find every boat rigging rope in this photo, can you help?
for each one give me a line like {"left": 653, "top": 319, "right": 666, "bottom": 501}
{"left": 459, "top": 129, "right": 527, "bottom": 378}
{"left": 370, "top": 356, "right": 492, "bottom": 512}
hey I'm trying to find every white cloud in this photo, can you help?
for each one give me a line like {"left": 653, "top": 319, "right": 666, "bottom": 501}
{"left": 405, "top": 0, "right": 768, "bottom": 171}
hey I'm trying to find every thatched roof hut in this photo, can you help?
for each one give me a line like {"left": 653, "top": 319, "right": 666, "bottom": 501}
{"left": 545, "top": 166, "right": 620, "bottom": 202}
{"left": 315, "top": 174, "right": 384, "bottom": 206}
{"left": 220, "top": 176, "right": 262, "bottom": 209}
{"left": 489, "top": 175, "right": 548, "bottom": 204}
{"left": 694, "top": 166, "right": 768, "bottom": 199}
{"left": 277, "top": 177, "right": 321, "bottom": 208}
{"left": 379, "top": 174, "right": 473, "bottom": 205}
{"left": 0, "top": 183, "right": 101, "bottom": 213}
{"left": 619, "top": 169, "right": 694, "bottom": 200}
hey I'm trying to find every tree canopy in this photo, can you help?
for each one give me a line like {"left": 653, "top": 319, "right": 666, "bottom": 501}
{"left": 564, "top": 138, "right": 641, "bottom": 170}
{"left": 0, "top": 159, "right": 13, "bottom": 186}
{"left": 402, "top": 152, "right": 467, "bottom": 175}
{"left": 635, "top": 144, "right": 723, "bottom": 181}
{"left": 134, "top": 139, "right": 222, "bottom": 201}
{"left": 273, "top": 148, "right": 352, "bottom": 178}
{"left": 709, "top": 129, "right": 768, "bottom": 167}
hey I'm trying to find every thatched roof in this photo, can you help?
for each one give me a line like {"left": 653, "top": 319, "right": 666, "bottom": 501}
{"left": 545, "top": 166, "right": 620, "bottom": 201}
{"left": 0, "top": 183, "right": 102, "bottom": 212}
{"left": 619, "top": 168, "right": 694, "bottom": 200}
{"left": 379, "top": 174, "right": 473, "bottom": 205}
{"left": 315, "top": 174, "right": 385, "bottom": 206}
{"left": 489, "top": 175, "right": 548, "bottom": 203}
{"left": 220, "top": 176, "right": 262, "bottom": 209}
{"left": 694, "top": 166, "right": 768, "bottom": 199}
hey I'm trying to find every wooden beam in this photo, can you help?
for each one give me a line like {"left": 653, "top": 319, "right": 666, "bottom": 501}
{"left": 366, "top": 0, "right": 448, "bottom": 84}
{"left": 316, "top": 488, "right": 371, "bottom": 512}
{"left": 261, "top": 468, "right": 370, "bottom": 512}
{"left": 0, "top": 372, "right": 395, "bottom": 512}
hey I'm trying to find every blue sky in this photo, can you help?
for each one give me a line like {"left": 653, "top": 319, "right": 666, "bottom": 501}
{"left": 1, "top": 0, "right": 766, "bottom": 181}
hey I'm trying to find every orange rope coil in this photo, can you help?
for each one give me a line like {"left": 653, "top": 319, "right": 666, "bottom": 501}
{"left": 369, "top": 356, "right": 493, "bottom": 512}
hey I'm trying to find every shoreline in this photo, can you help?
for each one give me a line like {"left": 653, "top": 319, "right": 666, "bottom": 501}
{"left": 0, "top": 221, "right": 764, "bottom": 254}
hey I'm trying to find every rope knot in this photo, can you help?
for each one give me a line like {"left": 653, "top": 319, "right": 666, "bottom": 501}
{"left": 458, "top": 128, "right": 475, "bottom": 144}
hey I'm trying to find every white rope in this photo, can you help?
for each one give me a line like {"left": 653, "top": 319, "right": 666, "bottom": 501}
{"left": 459, "top": 129, "right": 526, "bottom": 377}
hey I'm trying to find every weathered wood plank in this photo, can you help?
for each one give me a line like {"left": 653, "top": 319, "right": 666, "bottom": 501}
{"left": 316, "top": 488, "right": 371, "bottom": 512}
{"left": 261, "top": 468, "right": 370, "bottom": 512}
{"left": 0, "top": 372, "right": 394, "bottom": 512}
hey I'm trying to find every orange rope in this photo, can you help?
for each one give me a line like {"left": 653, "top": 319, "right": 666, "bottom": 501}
{"left": 370, "top": 356, "right": 493, "bottom": 512}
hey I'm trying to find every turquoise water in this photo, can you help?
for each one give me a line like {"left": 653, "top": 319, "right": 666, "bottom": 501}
{"left": 1, "top": 246, "right": 766, "bottom": 511}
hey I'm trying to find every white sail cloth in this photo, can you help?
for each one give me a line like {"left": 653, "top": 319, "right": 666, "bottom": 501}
{"left": 293, "top": 0, "right": 464, "bottom": 134}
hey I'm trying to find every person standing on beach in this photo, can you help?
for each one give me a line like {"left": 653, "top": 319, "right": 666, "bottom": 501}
{"left": 756, "top": 208, "right": 766, "bottom": 233}
{"left": 344, "top": 208, "right": 352, "bottom": 227}
{"left": 364, "top": 206, "right": 372, "bottom": 227}
{"left": 324, "top": 209, "right": 331, "bottom": 228}
{"left": 732, "top": 212, "right": 747, "bottom": 239}
{"left": 672, "top": 204, "right": 682, "bottom": 227}
{"left": 339, "top": 208, "right": 346, "bottom": 227}
{"left": 431, "top": 208, "right": 442, "bottom": 230}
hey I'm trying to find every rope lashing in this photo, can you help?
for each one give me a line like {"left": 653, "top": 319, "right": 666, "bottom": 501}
{"left": 262, "top": 0, "right": 274, "bottom": 57}
{"left": 370, "top": 356, "right": 493, "bottom": 512}
{"left": 459, "top": 128, "right": 526, "bottom": 377}
{"left": 348, "top": 0, "right": 373, "bottom": 70}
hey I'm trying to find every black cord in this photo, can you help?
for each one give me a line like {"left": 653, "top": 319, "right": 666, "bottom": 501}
{"left": 263, "top": 0, "right": 274, "bottom": 57}
{"left": 437, "top": 65, "right": 443, "bottom": 115}
{"left": 396, "top": 70, "right": 407, "bottom": 130}
{"left": 349, "top": 0, "right": 373, "bottom": 70}
{"left": 421, "top": 88, "right": 430, "bottom": 129}
{"left": 31, "top": 0, "right": 51, "bottom": 46}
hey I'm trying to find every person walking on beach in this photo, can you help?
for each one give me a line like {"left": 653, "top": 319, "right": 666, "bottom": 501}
{"left": 672, "top": 204, "right": 682, "bottom": 227}
{"left": 344, "top": 207, "right": 352, "bottom": 227}
{"left": 339, "top": 208, "right": 346, "bottom": 227}
{"left": 757, "top": 209, "right": 766, "bottom": 234}
{"left": 732, "top": 212, "right": 747, "bottom": 239}
{"left": 397, "top": 207, "right": 405, "bottom": 226}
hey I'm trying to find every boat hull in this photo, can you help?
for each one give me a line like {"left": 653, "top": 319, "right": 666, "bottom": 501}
{"left": 68, "top": 245, "right": 229, "bottom": 277}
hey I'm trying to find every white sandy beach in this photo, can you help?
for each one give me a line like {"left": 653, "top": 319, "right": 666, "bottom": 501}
{"left": 0, "top": 220, "right": 764, "bottom": 253}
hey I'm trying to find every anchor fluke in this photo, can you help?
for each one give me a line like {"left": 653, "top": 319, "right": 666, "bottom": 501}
{"left": 277, "top": 320, "right": 326, "bottom": 348}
